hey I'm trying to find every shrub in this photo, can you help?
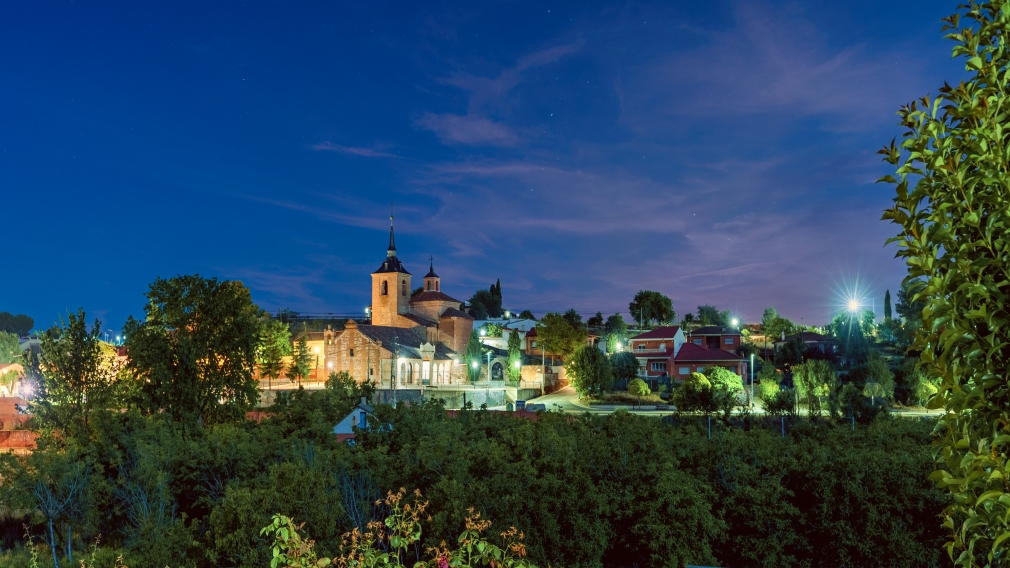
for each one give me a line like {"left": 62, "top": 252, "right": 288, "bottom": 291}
{"left": 628, "top": 378, "right": 650, "bottom": 397}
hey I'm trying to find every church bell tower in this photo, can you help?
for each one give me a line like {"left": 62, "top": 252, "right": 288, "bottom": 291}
{"left": 370, "top": 215, "right": 411, "bottom": 326}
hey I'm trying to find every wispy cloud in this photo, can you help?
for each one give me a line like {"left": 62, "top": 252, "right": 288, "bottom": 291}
{"left": 620, "top": 2, "right": 926, "bottom": 133}
{"left": 415, "top": 113, "right": 518, "bottom": 146}
{"left": 311, "top": 141, "right": 398, "bottom": 158}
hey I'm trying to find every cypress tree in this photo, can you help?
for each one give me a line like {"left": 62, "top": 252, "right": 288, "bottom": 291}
{"left": 883, "top": 290, "right": 892, "bottom": 322}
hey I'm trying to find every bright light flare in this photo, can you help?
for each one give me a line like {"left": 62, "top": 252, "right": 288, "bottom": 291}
{"left": 731, "top": 318, "right": 739, "bottom": 327}
{"left": 847, "top": 299, "right": 860, "bottom": 312}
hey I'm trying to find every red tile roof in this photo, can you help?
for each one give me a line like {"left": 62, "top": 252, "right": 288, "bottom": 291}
{"left": 439, "top": 307, "right": 473, "bottom": 320}
{"left": 630, "top": 326, "right": 681, "bottom": 340}
{"left": 673, "top": 343, "right": 743, "bottom": 362}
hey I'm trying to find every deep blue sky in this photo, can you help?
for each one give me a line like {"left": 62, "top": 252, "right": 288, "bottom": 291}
{"left": 0, "top": 1, "right": 966, "bottom": 331}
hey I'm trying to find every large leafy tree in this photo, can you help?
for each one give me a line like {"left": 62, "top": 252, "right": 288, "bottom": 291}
{"left": 468, "top": 289, "right": 502, "bottom": 319}
{"left": 535, "top": 312, "right": 587, "bottom": 360}
{"left": 26, "top": 309, "right": 119, "bottom": 436}
{"left": 792, "top": 359, "right": 836, "bottom": 416}
{"left": 696, "top": 305, "right": 726, "bottom": 327}
{"left": 610, "top": 352, "right": 639, "bottom": 382}
{"left": 0, "top": 312, "right": 34, "bottom": 336}
{"left": 879, "top": 3, "right": 1010, "bottom": 563}
{"left": 566, "top": 344, "right": 613, "bottom": 399}
{"left": 123, "top": 275, "right": 261, "bottom": 424}
{"left": 762, "top": 307, "right": 797, "bottom": 342}
{"left": 0, "top": 331, "right": 19, "bottom": 365}
{"left": 628, "top": 291, "right": 675, "bottom": 328}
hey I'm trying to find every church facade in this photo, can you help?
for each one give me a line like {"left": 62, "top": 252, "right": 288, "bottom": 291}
{"left": 325, "top": 217, "right": 474, "bottom": 387}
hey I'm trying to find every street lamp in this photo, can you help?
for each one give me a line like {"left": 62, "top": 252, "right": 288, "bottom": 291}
{"left": 750, "top": 353, "right": 755, "bottom": 409}
{"left": 847, "top": 299, "right": 860, "bottom": 312}
{"left": 486, "top": 350, "right": 493, "bottom": 407}
{"left": 731, "top": 318, "right": 739, "bottom": 328}
{"left": 480, "top": 327, "right": 486, "bottom": 337}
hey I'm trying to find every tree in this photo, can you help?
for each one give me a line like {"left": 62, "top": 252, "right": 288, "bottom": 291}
{"left": 671, "top": 372, "right": 717, "bottom": 413}
{"left": 587, "top": 312, "right": 604, "bottom": 328}
{"left": 506, "top": 330, "right": 522, "bottom": 383}
{"left": 0, "top": 312, "right": 34, "bottom": 336}
{"left": 696, "top": 305, "right": 725, "bottom": 327}
{"left": 566, "top": 344, "right": 613, "bottom": 399}
{"left": 463, "top": 330, "right": 483, "bottom": 384}
{"left": 861, "top": 351, "right": 894, "bottom": 403}
{"left": 883, "top": 290, "right": 892, "bottom": 322}
{"left": 860, "top": 310, "right": 877, "bottom": 338}
{"left": 774, "top": 336, "right": 805, "bottom": 368}
{"left": 610, "top": 352, "right": 639, "bottom": 382}
{"left": 288, "top": 327, "right": 314, "bottom": 387}
{"left": 0, "top": 331, "right": 19, "bottom": 365}
{"left": 27, "top": 309, "right": 118, "bottom": 436}
{"left": 122, "top": 275, "right": 261, "bottom": 425}
{"left": 604, "top": 313, "right": 628, "bottom": 338}
{"left": 762, "top": 307, "right": 796, "bottom": 342}
{"left": 706, "top": 367, "right": 744, "bottom": 415}
{"left": 629, "top": 291, "right": 675, "bottom": 328}
{"left": 562, "top": 309, "right": 584, "bottom": 329}
{"left": 517, "top": 310, "right": 536, "bottom": 320}
{"left": 792, "top": 360, "right": 836, "bottom": 416}
{"left": 628, "top": 378, "right": 650, "bottom": 398}
{"left": 257, "top": 319, "right": 291, "bottom": 389}
{"left": 535, "top": 313, "right": 587, "bottom": 360}
{"left": 468, "top": 289, "right": 502, "bottom": 319}
{"left": 877, "top": 7, "right": 1010, "bottom": 553}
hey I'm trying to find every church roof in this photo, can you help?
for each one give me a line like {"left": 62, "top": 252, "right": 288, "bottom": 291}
{"left": 439, "top": 307, "right": 473, "bottom": 320}
{"left": 425, "top": 259, "right": 439, "bottom": 278}
{"left": 400, "top": 313, "right": 437, "bottom": 327}
{"left": 411, "top": 290, "right": 461, "bottom": 304}
{"left": 353, "top": 325, "right": 457, "bottom": 360}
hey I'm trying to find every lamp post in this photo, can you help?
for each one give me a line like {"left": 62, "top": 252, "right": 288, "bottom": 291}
{"left": 486, "top": 350, "right": 492, "bottom": 407}
{"left": 750, "top": 353, "right": 755, "bottom": 409}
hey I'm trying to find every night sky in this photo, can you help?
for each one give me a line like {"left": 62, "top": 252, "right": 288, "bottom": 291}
{"left": 1, "top": 1, "right": 965, "bottom": 332}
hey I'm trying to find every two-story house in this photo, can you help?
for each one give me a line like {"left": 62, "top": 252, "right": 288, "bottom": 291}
{"left": 628, "top": 326, "right": 686, "bottom": 378}
{"left": 685, "top": 326, "right": 742, "bottom": 352}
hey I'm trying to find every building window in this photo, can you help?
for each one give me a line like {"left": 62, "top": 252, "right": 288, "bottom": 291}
{"left": 531, "top": 341, "right": 537, "bottom": 348}
{"left": 369, "top": 367, "right": 373, "bottom": 376}
{"left": 349, "top": 349, "right": 354, "bottom": 357}
{"left": 636, "top": 344, "right": 645, "bottom": 351}
{"left": 401, "top": 280, "right": 407, "bottom": 296}
{"left": 725, "top": 337, "right": 735, "bottom": 345}
{"left": 650, "top": 362, "right": 667, "bottom": 372}
{"left": 436, "top": 281, "right": 439, "bottom": 291}
{"left": 679, "top": 367, "right": 690, "bottom": 375}
{"left": 381, "top": 281, "right": 388, "bottom": 295}
{"left": 693, "top": 338, "right": 702, "bottom": 345}
{"left": 697, "top": 366, "right": 705, "bottom": 372}
{"left": 659, "top": 342, "right": 666, "bottom": 351}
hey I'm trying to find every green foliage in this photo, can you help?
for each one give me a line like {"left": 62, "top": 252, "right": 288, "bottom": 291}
{"left": 26, "top": 309, "right": 119, "bottom": 437}
{"left": 792, "top": 359, "right": 837, "bottom": 415}
{"left": 534, "top": 313, "right": 587, "bottom": 359}
{"left": 610, "top": 351, "right": 639, "bottom": 382}
{"left": 884, "top": 289, "right": 893, "bottom": 321}
{"left": 706, "top": 367, "right": 743, "bottom": 394}
{"left": 0, "top": 330, "right": 20, "bottom": 365}
{"left": 506, "top": 331, "right": 522, "bottom": 383}
{"left": 603, "top": 313, "right": 628, "bottom": 339}
{"left": 863, "top": 351, "right": 895, "bottom": 401}
{"left": 671, "top": 372, "right": 719, "bottom": 414}
{"left": 775, "top": 336, "right": 806, "bottom": 368}
{"left": 561, "top": 309, "right": 583, "bottom": 328}
{"left": 762, "top": 306, "right": 797, "bottom": 342}
{"left": 759, "top": 375, "right": 781, "bottom": 402}
{"left": 0, "top": 311, "right": 34, "bottom": 336}
{"left": 288, "top": 329, "right": 314, "bottom": 386}
{"left": 517, "top": 310, "right": 536, "bottom": 320}
{"left": 629, "top": 290, "right": 675, "bottom": 327}
{"left": 763, "top": 388, "right": 796, "bottom": 416}
{"left": 463, "top": 331, "right": 483, "bottom": 384}
{"left": 627, "top": 378, "right": 650, "bottom": 397}
{"left": 122, "top": 275, "right": 261, "bottom": 425}
{"left": 257, "top": 319, "right": 292, "bottom": 384}
{"left": 484, "top": 322, "right": 503, "bottom": 338}
{"left": 586, "top": 311, "right": 604, "bottom": 328}
{"left": 467, "top": 289, "right": 502, "bottom": 319}
{"left": 695, "top": 305, "right": 726, "bottom": 327}
{"left": 566, "top": 344, "right": 613, "bottom": 398}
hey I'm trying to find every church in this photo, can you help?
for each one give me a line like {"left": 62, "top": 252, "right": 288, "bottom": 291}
{"left": 324, "top": 217, "right": 474, "bottom": 387}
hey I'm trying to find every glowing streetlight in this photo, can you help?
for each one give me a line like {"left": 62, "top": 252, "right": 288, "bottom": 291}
{"left": 480, "top": 328, "right": 486, "bottom": 337}
{"left": 471, "top": 361, "right": 478, "bottom": 369}
{"left": 847, "top": 299, "right": 860, "bottom": 312}
{"left": 731, "top": 318, "right": 739, "bottom": 327}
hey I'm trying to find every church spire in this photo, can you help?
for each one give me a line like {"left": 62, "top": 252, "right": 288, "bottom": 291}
{"left": 387, "top": 214, "right": 396, "bottom": 257}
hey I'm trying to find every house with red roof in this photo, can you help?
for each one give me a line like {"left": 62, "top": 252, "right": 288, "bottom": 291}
{"left": 628, "top": 326, "right": 686, "bottom": 378}
{"left": 628, "top": 325, "right": 748, "bottom": 380}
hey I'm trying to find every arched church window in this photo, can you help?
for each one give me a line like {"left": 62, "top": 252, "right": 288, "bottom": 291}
{"left": 436, "top": 281, "right": 439, "bottom": 291}
{"left": 381, "top": 281, "right": 388, "bottom": 295}
{"left": 426, "top": 281, "right": 431, "bottom": 291}
{"left": 399, "top": 363, "right": 405, "bottom": 383}
{"left": 401, "top": 280, "right": 407, "bottom": 296}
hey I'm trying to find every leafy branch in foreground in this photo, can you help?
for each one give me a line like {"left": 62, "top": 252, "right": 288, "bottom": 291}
{"left": 879, "top": 1, "right": 1010, "bottom": 565}
{"left": 261, "top": 488, "right": 536, "bottom": 568}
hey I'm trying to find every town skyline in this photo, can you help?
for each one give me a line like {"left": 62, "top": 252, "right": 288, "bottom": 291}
{"left": 0, "top": 0, "right": 963, "bottom": 330}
